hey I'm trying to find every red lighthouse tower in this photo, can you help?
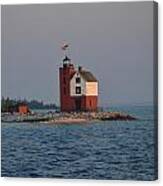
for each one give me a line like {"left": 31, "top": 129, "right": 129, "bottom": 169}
{"left": 59, "top": 43, "right": 98, "bottom": 112}
{"left": 59, "top": 55, "right": 76, "bottom": 112}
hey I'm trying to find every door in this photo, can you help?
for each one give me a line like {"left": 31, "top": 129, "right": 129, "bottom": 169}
{"left": 75, "top": 98, "right": 81, "bottom": 111}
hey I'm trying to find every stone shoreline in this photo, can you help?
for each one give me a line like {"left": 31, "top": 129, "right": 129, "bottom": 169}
{"left": 1, "top": 111, "right": 137, "bottom": 123}
{"left": 47, "top": 112, "right": 137, "bottom": 124}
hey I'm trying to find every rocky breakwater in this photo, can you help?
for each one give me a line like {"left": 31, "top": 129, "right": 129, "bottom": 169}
{"left": 1, "top": 111, "right": 137, "bottom": 124}
{"left": 48, "top": 111, "right": 137, "bottom": 124}
{"left": 93, "top": 111, "right": 137, "bottom": 121}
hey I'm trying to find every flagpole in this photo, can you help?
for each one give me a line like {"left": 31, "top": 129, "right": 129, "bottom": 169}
{"left": 61, "top": 42, "right": 71, "bottom": 63}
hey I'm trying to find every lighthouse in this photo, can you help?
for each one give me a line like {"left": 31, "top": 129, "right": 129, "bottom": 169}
{"left": 59, "top": 44, "right": 98, "bottom": 112}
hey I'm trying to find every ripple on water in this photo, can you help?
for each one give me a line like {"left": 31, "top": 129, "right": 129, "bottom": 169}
{"left": 1, "top": 106, "right": 156, "bottom": 180}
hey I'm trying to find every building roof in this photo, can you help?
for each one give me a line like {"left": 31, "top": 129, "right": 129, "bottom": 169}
{"left": 79, "top": 70, "right": 97, "bottom": 82}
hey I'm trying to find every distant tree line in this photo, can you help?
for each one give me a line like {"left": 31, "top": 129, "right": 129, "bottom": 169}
{"left": 1, "top": 97, "right": 59, "bottom": 112}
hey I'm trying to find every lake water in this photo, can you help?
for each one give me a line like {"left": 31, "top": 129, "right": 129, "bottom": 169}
{"left": 1, "top": 105, "right": 157, "bottom": 180}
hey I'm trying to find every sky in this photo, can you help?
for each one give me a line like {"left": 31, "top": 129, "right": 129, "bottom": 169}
{"left": 1, "top": 2, "right": 154, "bottom": 106}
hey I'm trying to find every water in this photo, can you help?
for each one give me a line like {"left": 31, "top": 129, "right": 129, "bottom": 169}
{"left": 1, "top": 105, "right": 157, "bottom": 180}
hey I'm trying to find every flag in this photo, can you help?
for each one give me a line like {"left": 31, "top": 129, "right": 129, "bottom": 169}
{"left": 61, "top": 43, "right": 69, "bottom": 50}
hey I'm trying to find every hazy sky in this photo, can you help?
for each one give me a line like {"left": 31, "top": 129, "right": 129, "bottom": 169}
{"left": 1, "top": 2, "right": 154, "bottom": 106}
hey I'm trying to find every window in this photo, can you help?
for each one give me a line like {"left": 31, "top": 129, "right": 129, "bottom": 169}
{"left": 76, "top": 77, "right": 81, "bottom": 83}
{"left": 76, "top": 87, "right": 81, "bottom": 94}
